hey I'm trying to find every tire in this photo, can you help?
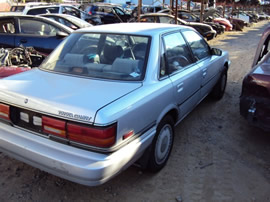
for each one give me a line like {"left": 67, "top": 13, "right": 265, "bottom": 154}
{"left": 210, "top": 69, "right": 227, "bottom": 100}
{"left": 147, "top": 116, "right": 174, "bottom": 172}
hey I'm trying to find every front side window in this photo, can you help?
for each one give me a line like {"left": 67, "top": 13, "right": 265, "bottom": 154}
{"left": 159, "top": 16, "right": 174, "bottom": 24}
{"left": 182, "top": 30, "right": 210, "bottom": 60}
{"left": 40, "top": 33, "right": 150, "bottom": 81}
{"left": 63, "top": 7, "right": 80, "bottom": 18}
{"left": 115, "top": 7, "right": 124, "bottom": 15}
{"left": 161, "top": 32, "right": 193, "bottom": 75}
{"left": 20, "top": 19, "right": 60, "bottom": 36}
{"left": 140, "top": 16, "right": 155, "bottom": 22}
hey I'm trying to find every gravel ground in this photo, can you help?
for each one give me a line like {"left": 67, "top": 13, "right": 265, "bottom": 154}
{"left": 0, "top": 20, "right": 269, "bottom": 202}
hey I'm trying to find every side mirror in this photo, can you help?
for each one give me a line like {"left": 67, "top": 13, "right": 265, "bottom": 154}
{"left": 211, "top": 48, "right": 222, "bottom": 56}
{"left": 56, "top": 31, "right": 69, "bottom": 38}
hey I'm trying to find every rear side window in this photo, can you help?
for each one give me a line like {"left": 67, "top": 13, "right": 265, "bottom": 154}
{"left": 27, "top": 7, "right": 59, "bottom": 15}
{"left": 182, "top": 30, "right": 210, "bottom": 61}
{"left": 0, "top": 19, "right": 15, "bottom": 33}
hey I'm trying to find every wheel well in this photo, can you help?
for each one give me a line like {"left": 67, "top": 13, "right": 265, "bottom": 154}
{"left": 163, "top": 109, "right": 178, "bottom": 125}
{"left": 224, "top": 62, "right": 229, "bottom": 72}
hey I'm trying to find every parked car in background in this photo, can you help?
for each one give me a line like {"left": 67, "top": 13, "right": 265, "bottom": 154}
{"left": 84, "top": 3, "right": 131, "bottom": 24}
{"left": 40, "top": 14, "right": 93, "bottom": 30}
{"left": 10, "top": 2, "right": 50, "bottom": 12}
{"left": 0, "top": 23, "right": 229, "bottom": 186}
{"left": 0, "top": 15, "right": 72, "bottom": 54}
{"left": 130, "top": 5, "right": 165, "bottom": 18}
{"left": 138, "top": 13, "right": 216, "bottom": 40}
{"left": 158, "top": 9, "right": 225, "bottom": 34}
{"left": 0, "top": 46, "right": 45, "bottom": 78}
{"left": 240, "top": 25, "right": 270, "bottom": 131}
{"left": 23, "top": 5, "right": 101, "bottom": 25}
{"left": 9, "top": 3, "right": 26, "bottom": 12}
{"left": 196, "top": 8, "right": 233, "bottom": 31}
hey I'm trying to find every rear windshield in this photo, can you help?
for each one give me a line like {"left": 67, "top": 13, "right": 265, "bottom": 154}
{"left": 27, "top": 7, "right": 59, "bottom": 15}
{"left": 40, "top": 33, "right": 150, "bottom": 81}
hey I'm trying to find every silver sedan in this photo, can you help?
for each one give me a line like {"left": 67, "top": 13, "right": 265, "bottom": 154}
{"left": 0, "top": 23, "right": 230, "bottom": 186}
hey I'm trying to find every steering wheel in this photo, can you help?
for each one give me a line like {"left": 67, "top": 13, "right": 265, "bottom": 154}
{"left": 168, "top": 55, "right": 190, "bottom": 68}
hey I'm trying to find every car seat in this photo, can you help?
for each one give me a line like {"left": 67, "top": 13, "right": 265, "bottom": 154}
{"left": 101, "top": 44, "right": 123, "bottom": 64}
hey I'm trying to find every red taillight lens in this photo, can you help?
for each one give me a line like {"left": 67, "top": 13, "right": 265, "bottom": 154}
{"left": 67, "top": 123, "right": 116, "bottom": 148}
{"left": 0, "top": 103, "right": 10, "bottom": 121}
{"left": 42, "top": 116, "right": 66, "bottom": 138}
{"left": 88, "top": 11, "right": 92, "bottom": 15}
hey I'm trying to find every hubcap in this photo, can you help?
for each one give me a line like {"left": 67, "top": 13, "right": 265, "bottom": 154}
{"left": 155, "top": 124, "right": 172, "bottom": 165}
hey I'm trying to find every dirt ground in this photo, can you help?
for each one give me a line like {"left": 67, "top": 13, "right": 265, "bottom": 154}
{"left": 0, "top": 21, "right": 269, "bottom": 202}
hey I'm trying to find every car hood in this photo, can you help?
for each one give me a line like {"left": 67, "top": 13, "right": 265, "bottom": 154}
{"left": 0, "top": 68, "right": 142, "bottom": 124}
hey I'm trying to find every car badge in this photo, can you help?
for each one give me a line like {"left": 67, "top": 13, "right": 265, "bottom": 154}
{"left": 24, "top": 98, "right": 28, "bottom": 104}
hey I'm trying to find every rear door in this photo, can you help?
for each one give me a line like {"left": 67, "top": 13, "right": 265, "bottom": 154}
{"left": 15, "top": 17, "right": 65, "bottom": 54}
{"left": 161, "top": 31, "right": 201, "bottom": 118}
{"left": 0, "top": 17, "right": 16, "bottom": 49}
{"left": 182, "top": 30, "right": 223, "bottom": 97}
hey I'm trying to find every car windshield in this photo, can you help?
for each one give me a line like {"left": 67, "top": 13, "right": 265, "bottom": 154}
{"left": 40, "top": 32, "right": 150, "bottom": 81}
{"left": 64, "top": 15, "right": 91, "bottom": 27}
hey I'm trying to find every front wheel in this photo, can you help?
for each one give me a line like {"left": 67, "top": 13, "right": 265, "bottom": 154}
{"left": 147, "top": 116, "right": 174, "bottom": 172}
{"left": 210, "top": 69, "right": 227, "bottom": 100}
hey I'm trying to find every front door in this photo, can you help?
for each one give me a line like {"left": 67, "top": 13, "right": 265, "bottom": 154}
{"left": 162, "top": 31, "right": 202, "bottom": 119}
{"left": 182, "top": 30, "right": 223, "bottom": 97}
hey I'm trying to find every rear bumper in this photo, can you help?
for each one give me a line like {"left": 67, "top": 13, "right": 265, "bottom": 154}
{"left": 240, "top": 96, "right": 270, "bottom": 131}
{"left": 0, "top": 123, "right": 155, "bottom": 186}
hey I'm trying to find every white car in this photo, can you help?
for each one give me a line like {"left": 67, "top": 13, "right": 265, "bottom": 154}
{"left": 23, "top": 4, "right": 101, "bottom": 25}
{"left": 0, "top": 23, "right": 230, "bottom": 186}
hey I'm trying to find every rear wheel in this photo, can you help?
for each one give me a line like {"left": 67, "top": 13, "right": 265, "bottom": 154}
{"left": 210, "top": 69, "right": 227, "bottom": 100}
{"left": 147, "top": 116, "right": 174, "bottom": 172}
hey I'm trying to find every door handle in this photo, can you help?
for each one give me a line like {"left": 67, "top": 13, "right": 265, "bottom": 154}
{"left": 203, "top": 72, "right": 207, "bottom": 77}
{"left": 177, "top": 82, "right": 184, "bottom": 93}
{"left": 202, "top": 68, "right": 207, "bottom": 77}
{"left": 20, "top": 39, "right": 27, "bottom": 43}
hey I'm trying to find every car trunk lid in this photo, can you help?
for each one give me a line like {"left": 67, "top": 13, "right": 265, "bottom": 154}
{"left": 0, "top": 68, "right": 142, "bottom": 124}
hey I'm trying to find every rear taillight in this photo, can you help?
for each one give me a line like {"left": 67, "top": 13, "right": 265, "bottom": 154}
{"left": 88, "top": 11, "right": 92, "bottom": 15}
{"left": 42, "top": 116, "right": 66, "bottom": 138}
{"left": 0, "top": 103, "right": 10, "bottom": 121}
{"left": 67, "top": 123, "right": 116, "bottom": 148}
{"left": 41, "top": 116, "right": 116, "bottom": 148}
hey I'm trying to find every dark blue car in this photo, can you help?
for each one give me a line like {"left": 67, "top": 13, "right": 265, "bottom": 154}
{"left": 85, "top": 4, "right": 131, "bottom": 24}
{"left": 0, "top": 15, "right": 73, "bottom": 54}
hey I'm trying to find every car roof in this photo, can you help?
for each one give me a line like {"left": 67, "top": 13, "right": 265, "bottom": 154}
{"left": 88, "top": 3, "right": 122, "bottom": 7}
{"left": 0, "top": 12, "right": 23, "bottom": 16}
{"left": 76, "top": 22, "right": 190, "bottom": 36}
{"left": 141, "top": 13, "right": 175, "bottom": 17}
{"left": 140, "top": 13, "right": 187, "bottom": 24}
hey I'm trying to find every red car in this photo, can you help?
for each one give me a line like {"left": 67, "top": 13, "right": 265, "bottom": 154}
{"left": 0, "top": 66, "right": 30, "bottom": 78}
{"left": 240, "top": 25, "right": 270, "bottom": 131}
